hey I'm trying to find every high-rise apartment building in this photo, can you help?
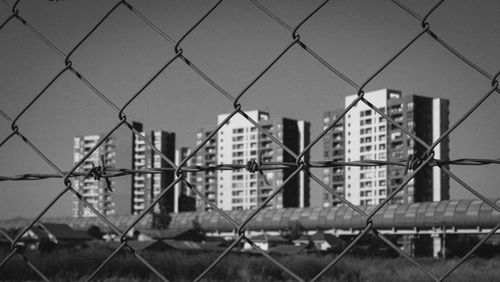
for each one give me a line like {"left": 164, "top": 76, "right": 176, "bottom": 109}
{"left": 72, "top": 123, "right": 194, "bottom": 218}
{"left": 73, "top": 135, "right": 117, "bottom": 217}
{"left": 132, "top": 128, "right": 176, "bottom": 215}
{"left": 191, "top": 110, "right": 310, "bottom": 211}
{"left": 174, "top": 147, "right": 197, "bottom": 213}
{"left": 192, "top": 129, "right": 218, "bottom": 211}
{"left": 323, "top": 89, "right": 449, "bottom": 207}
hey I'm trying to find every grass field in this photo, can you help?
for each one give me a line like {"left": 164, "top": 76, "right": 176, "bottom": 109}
{"left": 1, "top": 248, "right": 500, "bottom": 281}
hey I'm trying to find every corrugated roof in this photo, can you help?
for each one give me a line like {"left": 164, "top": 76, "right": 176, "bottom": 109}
{"left": 40, "top": 223, "right": 93, "bottom": 241}
{"left": 2, "top": 199, "right": 499, "bottom": 233}
{"left": 136, "top": 228, "right": 191, "bottom": 239}
{"left": 269, "top": 245, "right": 307, "bottom": 255}
{"left": 168, "top": 198, "right": 500, "bottom": 232}
{"left": 163, "top": 240, "right": 201, "bottom": 250}
{"left": 249, "top": 234, "right": 288, "bottom": 243}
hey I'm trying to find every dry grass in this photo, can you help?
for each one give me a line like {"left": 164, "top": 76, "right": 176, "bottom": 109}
{"left": 1, "top": 248, "right": 500, "bottom": 281}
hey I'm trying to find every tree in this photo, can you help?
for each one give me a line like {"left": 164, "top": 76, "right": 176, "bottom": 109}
{"left": 87, "top": 225, "right": 103, "bottom": 240}
{"left": 191, "top": 216, "right": 205, "bottom": 240}
{"left": 152, "top": 212, "right": 171, "bottom": 230}
{"left": 281, "top": 220, "right": 305, "bottom": 241}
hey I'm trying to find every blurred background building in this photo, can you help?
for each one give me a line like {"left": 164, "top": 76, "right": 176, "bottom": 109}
{"left": 322, "top": 89, "right": 450, "bottom": 207}
{"left": 190, "top": 110, "right": 310, "bottom": 211}
{"left": 72, "top": 122, "right": 195, "bottom": 218}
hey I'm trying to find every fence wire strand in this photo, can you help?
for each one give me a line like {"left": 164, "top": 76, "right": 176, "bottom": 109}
{"left": 0, "top": 0, "right": 499, "bottom": 281}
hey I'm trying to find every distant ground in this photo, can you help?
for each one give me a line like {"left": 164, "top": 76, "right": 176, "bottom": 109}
{"left": 2, "top": 249, "right": 500, "bottom": 281}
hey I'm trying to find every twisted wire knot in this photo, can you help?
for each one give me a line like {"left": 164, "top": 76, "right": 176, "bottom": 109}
{"left": 404, "top": 151, "right": 435, "bottom": 174}
{"left": 406, "top": 154, "right": 420, "bottom": 172}
{"left": 84, "top": 155, "right": 113, "bottom": 192}
{"left": 246, "top": 153, "right": 269, "bottom": 185}
{"left": 245, "top": 159, "right": 260, "bottom": 173}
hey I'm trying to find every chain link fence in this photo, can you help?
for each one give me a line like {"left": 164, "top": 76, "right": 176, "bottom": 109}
{"left": 0, "top": 0, "right": 499, "bottom": 281}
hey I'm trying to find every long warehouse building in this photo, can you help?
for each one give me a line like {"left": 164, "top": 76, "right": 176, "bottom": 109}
{"left": 4, "top": 199, "right": 498, "bottom": 234}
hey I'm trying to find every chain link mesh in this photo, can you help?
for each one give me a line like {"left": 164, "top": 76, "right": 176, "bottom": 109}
{"left": 0, "top": 0, "right": 499, "bottom": 281}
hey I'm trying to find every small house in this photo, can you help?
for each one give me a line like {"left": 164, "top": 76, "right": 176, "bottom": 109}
{"left": 294, "top": 231, "right": 345, "bottom": 251}
{"left": 244, "top": 234, "right": 289, "bottom": 251}
{"left": 19, "top": 223, "right": 93, "bottom": 251}
{"left": 135, "top": 228, "right": 204, "bottom": 242}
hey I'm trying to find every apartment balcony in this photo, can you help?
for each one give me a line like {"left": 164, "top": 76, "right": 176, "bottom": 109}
{"left": 204, "top": 186, "right": 215, "bottom": 193}
{"left": 261, "top": 151, "right": 274, "bottom": 158}
{"left": 205, "top": 193, "right": 216, "bottom": 200}
{"left": 333, "top": 186, "right": 344, "bottom": 193}
{"left": 390, "top": 131, "right": 403, "bottom": 141}
{"left": 390, "top": 106, "right": 403, "bottom": 113}
{"left": 134, "top": 161, "right": 146, "bottom": 167}
{"left": 262, "top": 157, "right": 273, "bottom": 163}
{"left": 134, "top": 145, "right": 146, "bottom": 152}
{"left": 260, "top": 189, "right": 272, "bottom": 196}
{"left": 133, "top": 190, "right": 145, "bottom": 195}
{"left": 332, "top": 176, "right": 344, "bottom": 182}
{"left": 391, "top": 143, "right": 404, "bottom": 150}
{"left": 261, "top": 140, "right": 273, "bottom": 148}
{"left": 133, "top": 204, "right": 145, "bottom": 210}
{"left": 133, "top": 197, "right": 145, "bottom": 203}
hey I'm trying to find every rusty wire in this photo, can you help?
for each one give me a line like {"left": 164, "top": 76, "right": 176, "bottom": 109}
{"left": 0, "top": 0, "right": 499, "bottom": 281}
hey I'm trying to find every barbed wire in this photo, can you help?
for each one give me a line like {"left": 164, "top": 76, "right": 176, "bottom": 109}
{"left": 0, "top": 157, "right": 498, "bottom": 182}
{"left": 0, "top": 0, "right": 499, "bottom": 281}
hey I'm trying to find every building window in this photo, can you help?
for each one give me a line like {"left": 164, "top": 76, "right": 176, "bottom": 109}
{"left": 232, "top": 183, "right": 243, "bottom": 188}
{"left": 360, "top": 110, "right": 371, "bottom": 117}
{"left": 365, "top": 172, "right": 373, "bottom": 179}
{"left": 232, "top": 175, "right": 244, "bottom": 180}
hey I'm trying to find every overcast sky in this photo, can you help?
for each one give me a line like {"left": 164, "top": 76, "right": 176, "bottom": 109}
{"left": 0, "top": 0, "right": 499, "bottom": 220}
